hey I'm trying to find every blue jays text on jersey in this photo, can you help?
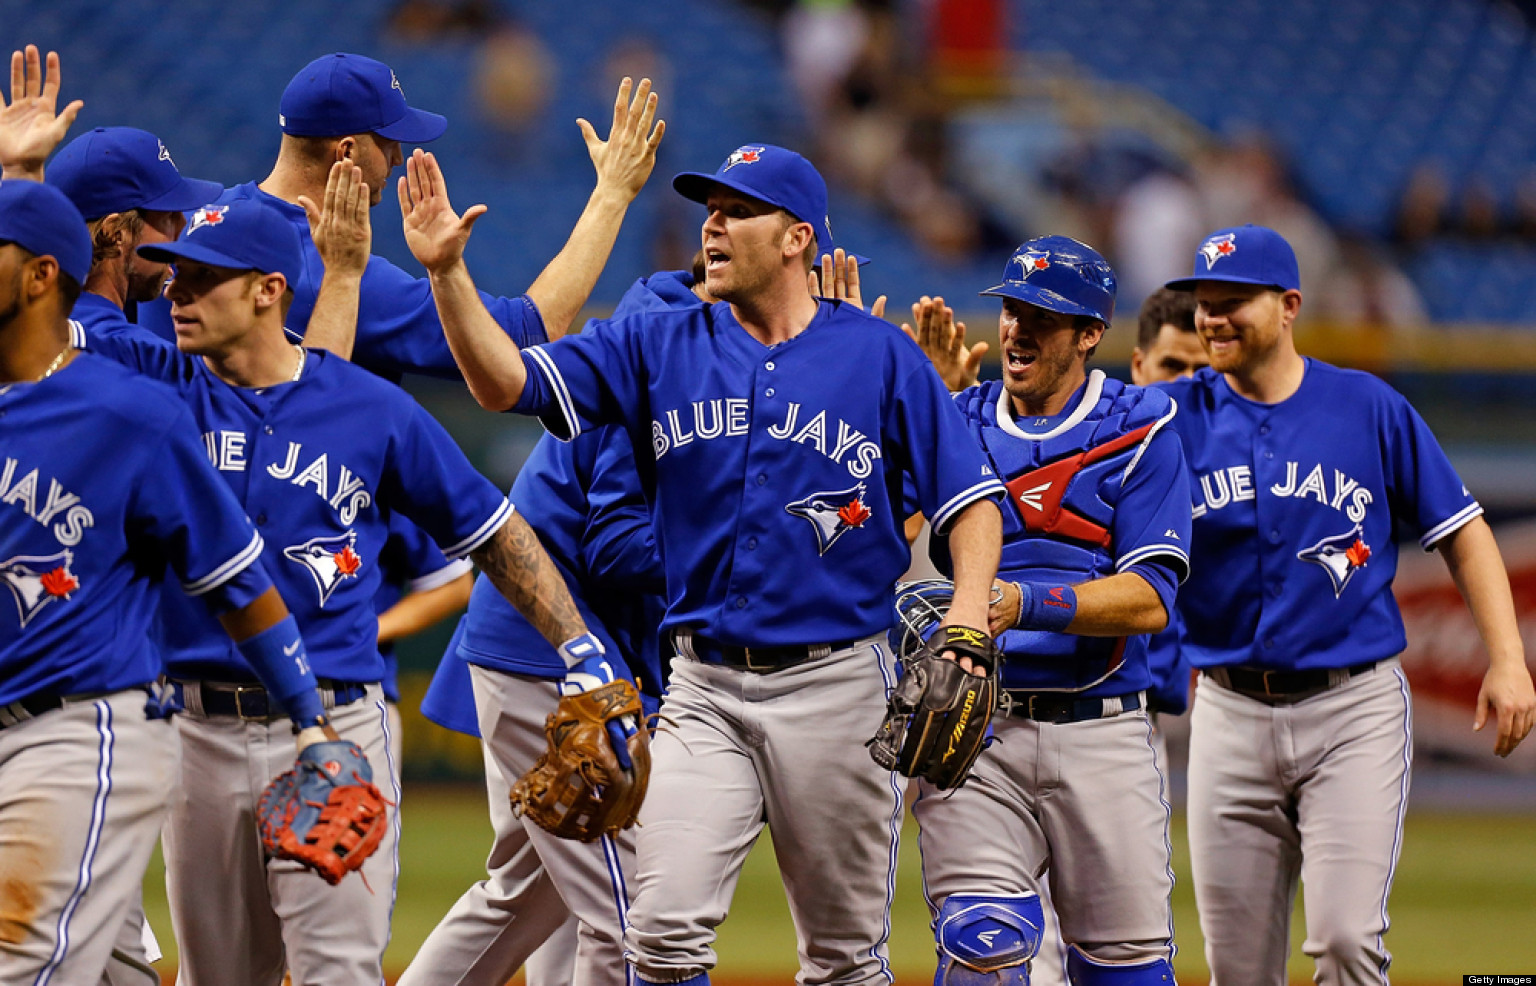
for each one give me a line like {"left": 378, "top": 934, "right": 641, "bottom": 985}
{"left": 1161, "top": 359, "right": 1481, "bottom": 672}
{"left": 77, "top": 327, "right": 513, "bottom": 684}
{"left": 138, "top": 182, "right": 550, "bottom": 379}
{"left": 514, "top": 298, "right": 1006, "bottom": 647}
{"left": 932, "top": 370, "right": 1191, "bottom": 695}
{"left": 1, "top": 354, "right": 270, "bottom": 706}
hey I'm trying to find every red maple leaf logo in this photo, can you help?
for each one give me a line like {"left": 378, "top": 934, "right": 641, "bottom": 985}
{"left": 202, "top": 208, "right": 223, "bottom": 225}
{"left": 1216, "top": 239, "right": 1235, "bottom": 255}
{"left": 1346, "top": 538, "right": 1371, "bottom": 568}
{"left": 838, "top": 498, "right": 871, "bottom": 527}
{"left": 333, "top": 545, "right": 362, "bottom": 577}
{"left": 741, "top": 149, "right": 760, "bottom": 163}
{"left": 1031, "top": 256, "right": 1049, "bottom": 269}
{"left": 40, "top": 566, "right": 79, "bottom": 598}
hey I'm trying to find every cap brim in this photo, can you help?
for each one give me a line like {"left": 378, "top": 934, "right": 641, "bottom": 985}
{"left": 980, "top": 282, "right": 1103, "bottom": 321}
{"left": 138, "top": 177, "right": 227, "bottom": 214}
{"left": 373, "top": 107, "right": 447, "bottom": 143}
{"left": 138, "top": 240, "right": 262, "bottom": 273}
{"left": 1164, "top": 272, "right": 1288, "bottom": 291}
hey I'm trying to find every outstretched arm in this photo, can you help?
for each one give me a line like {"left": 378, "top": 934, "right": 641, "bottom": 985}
{"left": 525, "top": 77, "right": 664, "bottom": 341}
{"left": 300, "top": 161, "right": 372, "bottom": 359}
{"left": 903, "top": 296, "right": 988, "bottom": 393}
{"left": 470, "top": 513, "right": 590, "bottom": 649}
{"left": 1438, "top": 516, "right": 1536, "bottom": 757}
{"left": 0, "top": 45, "right": 81, "bottom": 181}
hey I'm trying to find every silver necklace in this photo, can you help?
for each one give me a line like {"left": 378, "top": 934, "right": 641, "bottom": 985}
{"left": 290, "top": 344, "right": 305, "bottom": 382}
{"left": 40, "top": 346, "right": 72, "bottom": 380}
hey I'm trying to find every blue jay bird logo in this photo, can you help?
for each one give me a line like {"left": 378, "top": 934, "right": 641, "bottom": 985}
{"left": 1199, "top": 233, "right": 1238, "bottom": 270}
{"left": 1, "top": 550, "right": 80, "bottom": 627}
{"left": 283, "top": 531, "right": 364, "bottom": 607}
{"left": 723, "top": 146, "right": 765, "bottom": 170}
{"left": 786, "top": 483, "right": 871, "bottom": 555}
{"left": 1297, "top": 524, "right": 1373, "bottom": 598}
{"left": 1015, "top": 249, "right": 1051, "bottom": 275}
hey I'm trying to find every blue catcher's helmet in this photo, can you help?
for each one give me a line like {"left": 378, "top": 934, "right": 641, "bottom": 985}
{"left": 981, "top": 235, "right": 1117, "bottom": 325}
{"left": 889, "top": 579, "right": 954, "bottom": 662}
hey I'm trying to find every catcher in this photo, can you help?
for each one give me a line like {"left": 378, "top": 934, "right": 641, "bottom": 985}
{"left": 894, "top": 237, "right": 1191, "bottom": 986}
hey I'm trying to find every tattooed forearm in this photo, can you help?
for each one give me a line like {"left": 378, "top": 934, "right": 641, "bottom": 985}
{"left": 472, "top": 513, "right": 588, "bottom": 647}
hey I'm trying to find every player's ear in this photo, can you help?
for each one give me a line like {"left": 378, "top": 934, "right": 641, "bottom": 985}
{"left": 782, "top": 221, "right": 814, "bottom": 266}
{"left": 335, "top": 136, "right": 357, "bottom": 163}
{"left": 22, "top": 255, "right": 61, "bottom": 300}
{"left": 1279, "top": 288, "right": 1303, "bottom": 324}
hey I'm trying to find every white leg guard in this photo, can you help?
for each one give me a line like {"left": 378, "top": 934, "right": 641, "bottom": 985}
{"left": 1065, "top": 945, "right": 1175, "bottom": 985}
{"left": 933, "top": 893, "right": 1043, "bottom": 986}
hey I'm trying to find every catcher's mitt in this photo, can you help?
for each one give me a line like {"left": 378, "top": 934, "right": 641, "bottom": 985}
{"left": 868, "top": 581, "right": 1000, "bottom": 790}
{"left": 257, "top": 740, "right": 388, "bottom": 886}
{"left": 511, "top": 678, "right": 650, "bottom": 842}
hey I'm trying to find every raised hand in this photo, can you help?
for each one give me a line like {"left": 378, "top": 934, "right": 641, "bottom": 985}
{"left": 810, "top": 248, "right": 888, "bottom": 319}
{"left": 0, "top": 45, "right": 83, "bottom": 180}
{"left": 581, "top": 77, "right": 664, "bottom": 203}
{"left": 902, "top": 295, "right": 988, "bottom": 392}
{"left": 300, "top": 161, "right": 371, "bottom": 279}
{"left": 398, "top": 149, "right": 487, "bottom": 274}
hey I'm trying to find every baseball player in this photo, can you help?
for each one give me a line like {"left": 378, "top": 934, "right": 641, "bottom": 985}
{"left": 136, "top": 55, "right": 661, "bottom": 380}
{"left": 67, "top": 195, "right": 606, "bottom": 986}
{"left": 0, "top": 179, "right": 344, "bottom": 986}
{"left": 910, "top": 236, "right": 1187, "bottom": 985}
{"left": 1160, "top": 224, "right": 1536, "bottom": 984}
{"left": 399, "top": 140, "right": 1006, "bottom": 985}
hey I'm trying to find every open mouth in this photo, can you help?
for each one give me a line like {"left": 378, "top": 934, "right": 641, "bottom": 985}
{"left": 1005, "top": 349, "right": 1039, "bottom": 372}
{"left": 704, "top": 248, "right": 731, "bottom": 272}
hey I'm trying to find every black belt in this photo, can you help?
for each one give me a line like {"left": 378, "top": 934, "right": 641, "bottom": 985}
{"left": 678, "top": 631, "right": 856, "bottom": 673}
{"left": 1003, "top": 690, "right": 1144, "bottom": 724}
{"left": 1203, "top": 661, "right": 1379, "bottom": 704}
{"left": 0, "top": 688, "right": 129, "bottom": 730}
{"left": 171, "top": 679, "right": 367, "bottom": 721}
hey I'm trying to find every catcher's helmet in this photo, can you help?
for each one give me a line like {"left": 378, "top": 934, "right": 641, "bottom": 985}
{"left": 889, "top": 579, "right": 954, "bottom": 661}
{"left": 981, "top": 234, "right": 1117, "bottom": 326}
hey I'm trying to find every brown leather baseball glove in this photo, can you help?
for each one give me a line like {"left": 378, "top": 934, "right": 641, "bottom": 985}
{"left": 511, "top": 678, "right": 650, "bottom": 842}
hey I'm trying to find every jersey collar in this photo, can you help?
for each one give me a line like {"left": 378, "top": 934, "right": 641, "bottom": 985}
{"left": 994, "top": 368, "right": 1104, "bottom": 441}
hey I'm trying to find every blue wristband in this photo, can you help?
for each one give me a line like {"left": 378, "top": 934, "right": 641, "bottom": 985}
{"left": 236, "top": 615, "right": 325, "bottom": 727}
{"left": 1014, "top": 582, "right": 1078, "bottom": 633}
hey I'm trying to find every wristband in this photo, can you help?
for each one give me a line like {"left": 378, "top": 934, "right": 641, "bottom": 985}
{"left": 1013, "top": 582, "right": 1078, "bottom": 633}
{"left": 236, "top": 615, "right": 325, "bottom": 727}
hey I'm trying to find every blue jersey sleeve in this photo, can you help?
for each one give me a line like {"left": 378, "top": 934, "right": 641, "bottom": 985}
{"left": 889, "top": 363, "right": 1005, "bottom": 533}
{"left": 515, "top": 317, "right": 649, "bottom": 440}
{"left": 581, "top": 428, "right": 664, "bottom": 593}
{"left": 347, "top": 254, "right": 549, "bottom": 379}
{"left": 125, "top": 402, "right": 270, "bottom": 610}
{"left": 77, "top": 324, "right": 192, "bottom": 384}
{"left": 378, "top": 400, "right": 515, "bottom": 560}
{"left": 1110, "top": 424, "right": 1192, "bottom": 583}
{"left": 1384, "top": 395, "right": 1482, "bottom": 549}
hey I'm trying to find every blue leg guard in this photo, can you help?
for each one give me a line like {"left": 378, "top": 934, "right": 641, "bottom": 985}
{"left": 1065, "top": 945, "right": 1175, "bottom": 985}
{"left": 933, "top": 893, "right": 1043, "bottom": 986}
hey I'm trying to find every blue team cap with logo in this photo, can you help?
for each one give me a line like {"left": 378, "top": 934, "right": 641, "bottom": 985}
{"left": 0, "top": 180, "right": 92, "bottom": 285}
{"left": 45, "top": 127, "right": 225, "bottom": 221}
{"left": 279, "top": 52, "right": 447, "bottom": 143}
{"left": 1165, "top": 224, "right": 1300, "bottom": 292}
{"left": 981, "top": 235, "right": 1117, "bottom": 325}
{"left": 136, "top": 198, "right": 303, "bottom": 286}
{"left": 673, "top": 144, "right": 838, "bottom": 253}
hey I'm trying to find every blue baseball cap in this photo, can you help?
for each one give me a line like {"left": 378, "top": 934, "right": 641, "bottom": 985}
{"left": 45, "top": 127, "right": 225, "bottom": 221}
{"left": 279, "top": 53, "right": 447, "bottom": 143}
{"left": 136, "top": 199, "right": 303, "bottom": 286}
{"left": 1165, "top": 224, "right": 1300, "bottom": 292}
{"left": 673, "top": 144, "right": 835, "bottom": 252}
{"left": 0, "top": 180, "right": 92, "bottom": 285}
{"left": 981, "top": 235, "right": 1117, "bottom": 325}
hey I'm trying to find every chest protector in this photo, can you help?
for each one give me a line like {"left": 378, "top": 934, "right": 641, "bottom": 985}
{"left": 934, "top": 372, "right": 1173, "bottom": 692}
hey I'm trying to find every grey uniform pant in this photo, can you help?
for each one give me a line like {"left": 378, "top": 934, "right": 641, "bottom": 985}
{"left": 0, "top": 690, "right": 178, "bottom": 986}
{"left": 162, "top": 684, "right": 402, "bottom": 986}
{"left": 623, "top": 637, "right": 904, "bottom": 986}
{"left": 914, "top": 708, "right": 1177, "bottom": 969}
{"left": 398, "top": 666, "right": 634, "bottom": 986}
{"left": 1188, "top": 660, "right": 1412, "bottom": 986}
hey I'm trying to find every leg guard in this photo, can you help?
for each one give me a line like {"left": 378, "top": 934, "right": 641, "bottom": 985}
{"left": 933, "top": 893, "right": 1044, "bottom": 986}
{"left": 1065, "top": 946, "right": 1175, "bottom": 985}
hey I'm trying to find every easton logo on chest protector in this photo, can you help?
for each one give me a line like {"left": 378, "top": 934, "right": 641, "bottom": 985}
{"left": 283, "top": 531, "right": 364, "bottom": 607}
{"left": 1, "top": 549, "right": 80, "bottom": 627}
{"left": 1297, "top": 523, "right": 1372, "bottom": 598}
{"left": 1002, "top": 422, "right": 1156, "bottom": 545}
{"left": 786, "top": 483, "right": 872, "bottom": 555}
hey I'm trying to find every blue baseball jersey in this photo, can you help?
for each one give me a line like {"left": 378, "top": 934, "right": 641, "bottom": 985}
{"left": 138, "top": 182, "right": 549, "bottom": 380}
{"left": 1, "top": 353, "right": 269, "bottom": 705}
{"left": 76, "top": 327, "right": 513, "bottom": 684}
{"left": 374, "top": 509, "right": 473, "bottom": 703}
{"left": 421, "top": 616, "right": 480, "bottom": 736}
{"left": 1160, "top": 359, "right": 1481, "bottom": 671}
{"left": 70, "top": 293, "right": 171, "bottom": 348}
{"left": 933, "top": 371, "right": 1191, "bottom": 696}
{"left": 514, "top": 298, "right": 1006, "bottom": 646}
